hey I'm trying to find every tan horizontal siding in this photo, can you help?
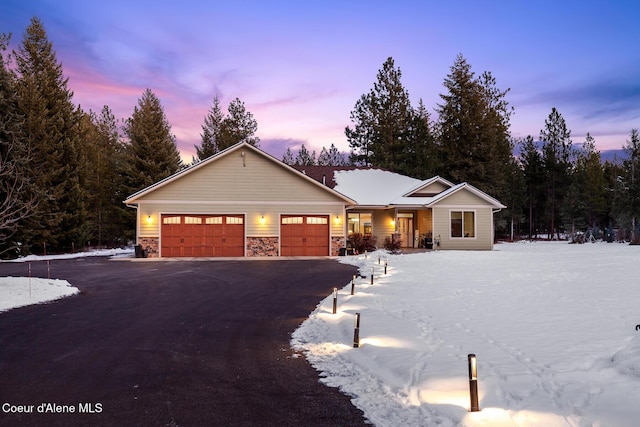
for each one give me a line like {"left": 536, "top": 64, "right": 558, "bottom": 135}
{"left": 138, "top": 148, "right": 345, "bottom": 203}
{"left": 138, "top": 202, "right": 345, "bottom": 238}
{"left": 432, "top": 207, "right": 493, "bottom": 250}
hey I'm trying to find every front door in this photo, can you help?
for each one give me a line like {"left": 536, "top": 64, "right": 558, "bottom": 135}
{"left": 398, "top": 217, "right": 414, "bottom": 248}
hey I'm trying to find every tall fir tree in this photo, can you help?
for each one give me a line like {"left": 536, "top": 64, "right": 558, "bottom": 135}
{"left": 196, "top": 95, "right": 224, "bottom": 161}
{"left": 195, "top": 96, "right": 260, "bottom": 159}
{"left": 14, "top": 17, "right": 85, "bottom": 253}
{"left": 436, "top": 54, "right": 513, "bottom": 199}
{"left": 519, "top": 136, "right": 546, "bottom": 238}
{"left": 614, "top": 128, "right": 640, "bottom": 242}
{"left": 282, "top": 147, "right": 295, "bottom": 165}
{"left": 79, "top": 106, "right": 129, "bottom": 246}
{"left": 0, "top": 33, "right": 36, "bottom": 256}
{"left": 123, "top": 89, "right": 182, "bottom": 194}
{"left": 540, "top": 107, "right": 573, "bottom": 239}
{"left": 403, "top": 99, "right": 437, "bottom": 179}
{"left": 294, "top": 144, "right": 316, "bottom": 165}
{"left": 218, "top": 97, "right": 260, "bottom": 150}
{"left": 317, "top": 144, "right": 347, "bottom": 166}
{"left": 346, "top": 57, "right": 415, "bottom": 170}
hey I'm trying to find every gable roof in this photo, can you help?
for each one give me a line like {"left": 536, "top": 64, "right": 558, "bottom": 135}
{"left": 124, "top": 142, "right": 356, "bottom": 205}
{"left": 331, "top": 168, "right": 505, "bottom": 209}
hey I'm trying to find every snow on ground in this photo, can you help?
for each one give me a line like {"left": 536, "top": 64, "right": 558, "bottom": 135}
{"left": 0, "top": 248, "right": 133, "bottom": 313}
{"left": 291, "top": 241, "right": 640, "bottom": 427}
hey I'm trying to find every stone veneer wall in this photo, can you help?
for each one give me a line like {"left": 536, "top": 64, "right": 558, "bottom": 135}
{"left": 246, "top": 237, "right": 279, "bottom": 257}
{"left": 138, "top": 237, "right": 159, "bottom": 258}
{"left": 331, "top": 236, "right": 345, "bottom": 256}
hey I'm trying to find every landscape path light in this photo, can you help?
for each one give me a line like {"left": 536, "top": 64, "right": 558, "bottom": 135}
{"left": 468, "top": 354, "right": 480, "bottom": 412}
{"left": 370, "top": 267, "right": 374, "bottom": 285}
{"left": 353, "top": 313, "right": 361, "bottom": 348}
{"left": 384, "top": 259, "right": 388, "bottom": 275}
{"left": 351, "top": 275, "right": 356, "bottom": 295}
{"left": 332, "top": 287, "right": 338, "bottom": 314}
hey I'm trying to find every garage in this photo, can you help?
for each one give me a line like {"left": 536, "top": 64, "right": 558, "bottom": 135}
{"left": 280, "top": 215, "right": 329, "bottom": 256}
{"left": 161, "top": 214, "right": 244, "bottom": 257}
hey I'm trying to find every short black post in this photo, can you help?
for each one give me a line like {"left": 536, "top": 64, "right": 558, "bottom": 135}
{"left": 364, "top": 250, "right": 367, "bottom": 259}
{"left": 378, "top": 255, "right": 381, "bottom": 264}
{"left": 468, "top": 354, "right": 479, "bottom": 412}
{"left": 384, "top": 259, "right": 388, "bottom": 274}
{"left": 28, "top": 262, "right": 32, "bottom": 299}
{"left": 370, "top": 267, "right": 374, "bottom": 285}
{"left": 332, "top": 287, "right": 338, "bottom": 314}
{"left": 353, "top": 313, "right": 361, "bottom": 348}
{"left": 636, "top": 324, "right": 640, "bottom": 331}
{"left": 351, "top": 275, "right": 356, "bottom": 295}
{"left": 47, "top": 260, "right": 51, "bottom": 280}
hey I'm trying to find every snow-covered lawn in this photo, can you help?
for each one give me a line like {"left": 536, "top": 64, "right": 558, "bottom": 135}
{"left": 292, "top": 241, "right": 640, "bottom": 427}
{"left": 0, "top": 248, "right": 133, "bottom": 313}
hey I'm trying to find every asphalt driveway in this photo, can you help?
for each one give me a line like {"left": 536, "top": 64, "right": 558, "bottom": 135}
{"left": 0, "top": 257, "right": 368, "bottom": 426}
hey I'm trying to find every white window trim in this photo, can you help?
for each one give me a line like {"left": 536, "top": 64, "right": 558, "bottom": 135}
{"left": 449, "top": 209, "right": 477, "bottom": 239}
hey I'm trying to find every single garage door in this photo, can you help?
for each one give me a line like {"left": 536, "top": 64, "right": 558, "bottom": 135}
{"left": 161, "top": 214, "right": 244, "bottom": 257}
{"left": 280, "top": 215, "right": 329, "bottom": 256}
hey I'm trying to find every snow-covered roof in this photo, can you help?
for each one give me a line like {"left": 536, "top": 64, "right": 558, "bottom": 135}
{"left": 333, "top": 169, "right": 505, "bottom": 208}
{"left": 333, "top": 169, "right": 422, "bottom": 206}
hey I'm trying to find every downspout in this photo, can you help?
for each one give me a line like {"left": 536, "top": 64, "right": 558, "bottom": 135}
{"left": 492, "top": 208, "right": 503, "bottom": 250}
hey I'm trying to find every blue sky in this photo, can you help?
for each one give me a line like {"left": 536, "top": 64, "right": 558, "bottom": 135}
{"left": 2, "top": 0, "right": 639, "bottom": 161}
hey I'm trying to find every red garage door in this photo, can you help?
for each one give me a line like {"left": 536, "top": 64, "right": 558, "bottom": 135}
{"left": 161, "top": 215, "right": 244, "bottom": 257}
{"left": 280, "top": 215, "right": 329, "bottom": 256}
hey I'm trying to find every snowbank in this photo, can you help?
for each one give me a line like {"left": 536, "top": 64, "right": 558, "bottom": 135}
{"left": 0, "top": 277, "right": 79, "bottom": 313}
{"left": 292, "top": 241, "right": 640, "bottom": 426}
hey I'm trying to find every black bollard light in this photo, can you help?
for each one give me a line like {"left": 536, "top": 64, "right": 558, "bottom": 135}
{"left": 468, "top": 354, "right": 480, "bottom": 412}
{"left": 353, "top": 312, "right": 361, "bottom": 348}
{"left": 378, "top": 255, "right": 381, "bottom": 264}
{"left": 636, "top": 324, "right": 640, "bottom": 331}
{"left": 332, "top": 287, "right": 338, "bottom": 314}
{"left": 384, "top": 259, "right": 388, "bottom": 274}
{"left": 47, "top": 260, "right": 51, "bottom": 280}
{"left": 370, "top": 267, "right": 374, "bottom": 285}
{"left": 351, "top": 275, "right": 356, "bottom": 295}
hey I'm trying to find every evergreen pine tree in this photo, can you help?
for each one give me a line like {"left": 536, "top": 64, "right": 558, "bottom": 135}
{"left": 14, "top": 17, "right": 85, "bottom": 253}
{"left": 519, "top": 136, "right": 546, "bottom": 238}
{"left": 282, "top": 147, "right": 295, "bottom": 165}
{"left": 123, "top": 89, "right": 182, "bottom": 194}
{"left": 0, "top": 33, "right": 36, "bottom": 256}
{"left": 218, "top": 98, "right": 260, "bottom": 150}
{"left": 436, "top": 54, "right": 513, "bottom": 198}
{"left": 404, "top": 99, "right": 437, "bottom": 179}
{"left": 196, "top": 95, "right": 224, "bottom": 161}
{"left": 540, "top": 107, "right": 573, "bottom": 239}
{"left": 346, "top": 57, "right": 415, "bottom": 170}
{"left": 295, "top": 144, "right": 316, "bottom": 165}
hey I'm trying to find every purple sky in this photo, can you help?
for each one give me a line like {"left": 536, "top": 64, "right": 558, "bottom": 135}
{"left": 3, "top": 0, "right": 640, "bottom": 162}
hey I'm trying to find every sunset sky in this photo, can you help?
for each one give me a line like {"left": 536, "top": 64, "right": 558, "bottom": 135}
{"left": 2, "top": 0, "right": 639, "bottom": 162}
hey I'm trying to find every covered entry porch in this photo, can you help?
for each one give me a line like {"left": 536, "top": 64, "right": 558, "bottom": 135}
{"left": 347, "top": 208, "right": 435, "bottom": 249}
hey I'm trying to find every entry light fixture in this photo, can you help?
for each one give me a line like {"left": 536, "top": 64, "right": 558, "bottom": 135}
{"left": 146, "top": 215, "right": 152, "bottom": 224}
{"left": 390, "top": 219, "right": 396, "bottom": 227}
{"left": 260, "top": 215, "right": 266, "bottom": 225}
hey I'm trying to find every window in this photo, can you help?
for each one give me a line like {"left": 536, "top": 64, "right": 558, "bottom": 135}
{"left": 348, "top": 213, "right": 372, "bottom": 236}
{"left": 163, "top": 216, "right": 181, "bottom": 224}
{"left": 184, "top": 216, "right": 202, "bottom": 224}
{"left": 306, "top": 216, "right": 328, "bottom": 225}
{"left": 451, "top": 211, "right": 475, "bottom": 238}
{"left": 226, "top": 216, "right": 243, "bottom": 225}
{"left": 206, "top": 217, "right": 223, "bottom": 224}
{"left": 282, "top": 216, "right": 303, "bottom": 224}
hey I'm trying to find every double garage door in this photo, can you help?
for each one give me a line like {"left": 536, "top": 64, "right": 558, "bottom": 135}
{"left": 161, "top": 214, "right": 244, "bottom": 257}
{"left": 161, "top": 214, "right": 330, "bottom": 257}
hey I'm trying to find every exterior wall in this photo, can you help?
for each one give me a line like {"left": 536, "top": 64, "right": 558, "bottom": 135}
{"left": 141, "top": 148, "right": 344, "bottom": 203}
{"left": 138, "top": 236, "right": 159, "bottom": 258}
{"left": 331, "top": 236, "right": 345, "bottom": 256}
{"left": 432, "top": 207, "right": 494, "bottom": 250}
{"left": 136, "top": 202, "right": 346, "bottom": 257}
{"left": 371, "top": 209, "right": 396, "bottom": 248}
{"left": 416, "top": 209, "right": 433, "bottom": 236}
{"left": 246, "top": 237, "right": 278, "bottom": 256}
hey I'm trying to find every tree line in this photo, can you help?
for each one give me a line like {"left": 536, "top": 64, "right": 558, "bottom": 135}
{"left": 340, "top": 55, "right": 640, "bottom": 242}
{"left": 0, "top": 18, "right": 260, "bottom": 257}
{"left": 2, "top": 17, "right": 639, "bottom": 258}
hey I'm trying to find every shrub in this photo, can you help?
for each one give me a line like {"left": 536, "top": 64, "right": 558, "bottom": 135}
{"left": 348, "top": 233, "right": 377, "bottom": 253}
{"left": 383, "top": 235, "right": 402, "bottom": 253}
